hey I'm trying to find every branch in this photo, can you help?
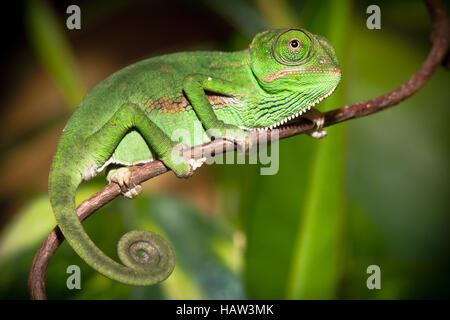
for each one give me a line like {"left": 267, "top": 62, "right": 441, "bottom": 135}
{"left": 28, "top": 0, "right": 449, "bottom": 300}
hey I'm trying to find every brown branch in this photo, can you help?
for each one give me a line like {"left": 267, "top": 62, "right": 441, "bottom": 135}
{"left": 28, "top": 0, "right": 449, "bottom": 300}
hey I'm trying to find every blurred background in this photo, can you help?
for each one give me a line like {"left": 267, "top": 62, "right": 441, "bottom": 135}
{"left": 0, "top": 0, "right": 449, "bottom": 299}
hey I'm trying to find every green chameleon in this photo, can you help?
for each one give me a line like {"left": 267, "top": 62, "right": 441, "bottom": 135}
{"left": 49, "top": 27, "right": 341, "bottom": 286}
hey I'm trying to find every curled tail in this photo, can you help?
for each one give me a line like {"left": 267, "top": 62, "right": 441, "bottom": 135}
{"left": 49, "top": 158, "right": 175, "bottom": 286}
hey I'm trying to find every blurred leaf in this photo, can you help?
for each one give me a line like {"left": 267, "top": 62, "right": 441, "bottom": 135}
{"left": 343, "top": 7, "right": 450, "bottom": 299}
{"left": 25, "top": 0, "right": 85, "bottom": 110}
{"left": 44, "top": 191, "right": 245, "bottom": 300}
{"left": 136, "top": 195, "right": 246, "bottom": 299}
{"left": 0, "top": 184, "right": 100, "bottom": 299}
{"left": 74, "top": 273, "right": 132, "bottom": 300}
{"left": 232, "top": 1, "right": 312, "bottom": 299}
{"left": 0, "top": 196, "right": 53, "bottom": 264}
{"left": 285, "top": 0, "right": 351, "bottom": 299}
{"left": 254, "top": 0, "right": 298, "bottom": 28}
{"left": 236, "top": 0, "right": 350, "bottom": 300}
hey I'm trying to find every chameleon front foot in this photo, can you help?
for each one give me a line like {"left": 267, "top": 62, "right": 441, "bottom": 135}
{"left": 188, "top": 157, "right": 207, "bottom": 170}
{"left": 123, "top": 185, "right": 142, "bottom": 199}
{"left": 163, "top": 143, "right": 194, "bottom": 178}
{"left": 108, "top": 167, "right": 142, "bottom": 199}
{"left": 302, "top": 108, "right": 328, "bottom": 139}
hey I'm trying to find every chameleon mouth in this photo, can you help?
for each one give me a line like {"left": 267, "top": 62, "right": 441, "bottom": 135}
{"left": 240, "top": 83, "right": 338, "bottom": 132}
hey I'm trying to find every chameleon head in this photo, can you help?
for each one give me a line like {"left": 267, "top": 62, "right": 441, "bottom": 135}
{"left": 247, "top": 27, "right": 342, "bottom": 129}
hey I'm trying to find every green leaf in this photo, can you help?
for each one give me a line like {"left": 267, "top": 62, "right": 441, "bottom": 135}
{"left": 0, "top": 184, "right": 100, "bottom": 299}
{"left": 285, "top": 0, "right": 351, "bottom": 299}
{"left": 137, "top": 195, "right": 245, "bottom": 299}
{"left": 25, "top": 0, "right": 85, "bottom": 110}
{"left": 239, "top": 0, "right": 351, "bottom": 299}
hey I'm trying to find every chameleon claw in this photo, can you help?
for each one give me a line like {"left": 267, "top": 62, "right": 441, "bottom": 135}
{"left": 188, "top": 157, "right": 207, "bottom": 171}
{"left": 302, "top": 107, "right": 328, "bottom": 139}
{"left": 109, "top": 167, "right": 142, "bottom": 199}
{"left": 123, "top": 184, "right": 142, "bottom": 199}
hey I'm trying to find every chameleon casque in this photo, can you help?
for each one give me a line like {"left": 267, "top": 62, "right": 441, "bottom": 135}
{"left": 49, "top": 27, "right": 341, "bottom": 286}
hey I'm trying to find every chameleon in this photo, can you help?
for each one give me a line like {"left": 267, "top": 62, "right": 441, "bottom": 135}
{"left": 49, "top": 27, "right": 341, "bottom": 287}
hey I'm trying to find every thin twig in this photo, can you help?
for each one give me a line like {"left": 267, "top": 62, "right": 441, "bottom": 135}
{"left": 28, "top": 0, "right": 449, "bottom": 300}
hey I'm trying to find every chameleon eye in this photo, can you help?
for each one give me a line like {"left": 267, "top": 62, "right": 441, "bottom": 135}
{"left": 273, "top": 28, "right": 312, "bottom": 65}
{"left": 288, "top": 38, "right": 301, "bottom": 52}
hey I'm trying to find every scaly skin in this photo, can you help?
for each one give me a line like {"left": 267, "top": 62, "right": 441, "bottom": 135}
{"left": 49, "top": 27, "right": 341, "bottom": 286}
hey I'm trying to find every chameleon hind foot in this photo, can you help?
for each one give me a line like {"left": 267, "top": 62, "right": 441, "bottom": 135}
{"left": 108, "top": 167, "right": 142, "bottom": 199}
{"left": 303, "top": 107, "right": 327, "bottom": 139}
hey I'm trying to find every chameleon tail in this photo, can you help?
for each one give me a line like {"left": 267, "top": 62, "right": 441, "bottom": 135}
{"left": 49, "top": 159, "right": 175, "bottom": 286}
